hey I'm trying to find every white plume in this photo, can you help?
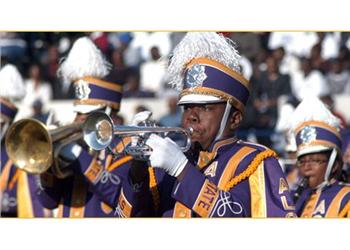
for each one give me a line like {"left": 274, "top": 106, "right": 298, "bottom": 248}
{"left": 0, "top": 64, "right": 26, "bottom": 101}
{"left": 167, "top": 32, "right": 242, "bottom": 91}
{"left": 291, "top": 96, "right": 341, "bottom": 131}
{"left": 57, "top": 36, "right": 111, "bottom": 83}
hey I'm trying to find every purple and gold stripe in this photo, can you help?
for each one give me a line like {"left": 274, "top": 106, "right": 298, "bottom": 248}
{"left": 0, "top": 98, "right": 18, "bottom": 122}
{"left": 295, "top": 121, "right": 342, "bottom": 151}
{"left": 74, "top": 77, "right": 123, "bottom": 110}
{"left": 182, "top": 58, "right": 250, "bottom": 112}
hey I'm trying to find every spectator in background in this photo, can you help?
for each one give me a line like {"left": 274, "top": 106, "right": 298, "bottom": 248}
{"left": 230, "top": 32, "right": 261, "bottom": 63}
{"left": 326, "top": 58, "right": 350, "bottom": 95}
{"left": 251, "top": 55, "right": 292, "bottom": 148}
{"left": 268, "top": 32, "right": 318, "bottom": 58}
{"left": 0, "top": 32, "right": 27, "bottom": 63}
{"left": 23, "top": 63, "right": 53, "bottom": 115}
{"left": 291, "top": 57, "right": 329, "bottom": 102}
{"left": 158, "top": 93, "right": 182, "bottom": 128}
{"left": 105, "top": 48, "right": 133, "bottom": 85}
{"left": 89, "top": 32, "right": 109, "bottom": 55}
{"left": 338, "top": 46, "right": 350, "bottom": 71}
{"left": 31, "top": 99, "right": 50, "bottom": 123}
{"left": 113, "top": 33, "right": 143, "bottom": 71}
{"left": 316, "top": 32, "right": 340, "bottom": 60}
{"left": 41, "top": 45, "right": 73, "bottom": 99}
{"left": 310, "top": 43, "right": 327, "bottom": 74}
{"left": 123, "top": 73, "right": 155, "bottom": 98}
{"left": 272, "top": 46, "right": 301, "bottom": 76}
{"left": 131, "top": 32, "right": 171, "bottom": 62}
{"left": 170, "top": 32, "right": 187, "bottom": 51}
{"left": 140, "top": 46, "right": 167, "bottom": 96}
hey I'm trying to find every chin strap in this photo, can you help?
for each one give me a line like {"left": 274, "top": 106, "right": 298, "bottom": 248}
{"left": 214, "top": 101, "right": 231, "bottom": 141}
{"left": 317, "top": 148, "right": 337, "bottom": 190}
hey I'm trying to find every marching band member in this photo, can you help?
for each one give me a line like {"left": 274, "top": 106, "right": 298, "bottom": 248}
{"left": 292, "top": 97, "right": 350, "bottom": 217}
{"left": 1, "top": 64, "right": 50, "bottom": 217}
{"left": 107, "top": 32, "right": 296, "bottom": 217}
{"left": 36, "top": 37, "right": 131, "bottom": 217}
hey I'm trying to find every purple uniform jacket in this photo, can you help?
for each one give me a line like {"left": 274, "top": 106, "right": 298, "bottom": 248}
{"left": 36, "top": 139, "right": 133, "bottom": 217}
{"left": 1, "top": 141, "right": 50, "bottom": 217}
{"left": 296, "top": 180, "right": 350, "bottom": 217}
{"left": 98, "top": 137, "right": 296, "bottom": 217}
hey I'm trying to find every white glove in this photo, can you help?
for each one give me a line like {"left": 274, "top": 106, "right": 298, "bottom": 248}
{"left": 130, "top": 111, "right": 152, "bottom": 126}
{"left": 59, "top": 143, "right": 82, "bottom": 161}
{"left": 130, "top": 111, "right": 153, "bottom": 146}
{"left": 146, "top": 134, "right": 188, "bottom": 177}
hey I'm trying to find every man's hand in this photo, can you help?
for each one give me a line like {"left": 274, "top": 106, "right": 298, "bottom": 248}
{"left": 130, "top": 111, "right": 153, "bottom": 147}
{"left": 146, "top": 134, "right": 188, "bottom": 177}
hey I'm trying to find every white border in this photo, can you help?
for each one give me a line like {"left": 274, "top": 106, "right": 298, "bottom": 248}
{"left": 0, "top": 0, "right": 349, "bottom": 30}
{"left": 1, "top": 1, "right": 349, "bottom": 249}
{"left": 1, "top": 218, "right": 349, "bottom": 250}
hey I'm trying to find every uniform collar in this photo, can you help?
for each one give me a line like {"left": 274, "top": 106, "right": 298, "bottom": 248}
{"left": 197, "top": 136, "right": 238, "bottom": 170}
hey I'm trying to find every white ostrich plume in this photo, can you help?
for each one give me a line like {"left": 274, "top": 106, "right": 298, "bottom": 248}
{"left": 167, "top": 32, "right": 242, "bottom": 91}
{"left": 291, "top": 96, "right": 341, "bottom": 132}
{"left": 57, "top": 36, "right": 111, "bottom": 83}
{"left": 0, "top": 64, "right": 26, "bottom": 101}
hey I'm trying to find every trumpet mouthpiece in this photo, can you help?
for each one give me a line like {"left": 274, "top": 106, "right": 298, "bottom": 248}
{"left": 187, "top": 127, "right": 194, "bottom": 135}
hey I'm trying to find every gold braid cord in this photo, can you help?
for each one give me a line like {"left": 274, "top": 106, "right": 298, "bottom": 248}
{"left": 148, "top": 167, "right": 160, "bottom": 212}
{"left": 223, "top": 149, "right": 278, "bottom": 192}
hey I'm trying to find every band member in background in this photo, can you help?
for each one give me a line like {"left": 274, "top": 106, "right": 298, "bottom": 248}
{"left": 36, "top": 37, "right": 132, "bottom": 217}
{"left": 1, "top": 64, "right": 51, "bottom": 217}
{"left": 292, "top": 97, "right": 350, "bottom": 217}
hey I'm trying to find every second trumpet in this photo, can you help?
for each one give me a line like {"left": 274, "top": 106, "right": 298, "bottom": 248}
{"left": 83, "top": 112, "right": 192, "bottom": 160}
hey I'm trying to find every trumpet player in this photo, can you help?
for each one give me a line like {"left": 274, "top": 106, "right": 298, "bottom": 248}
{"left": 93, "top": 32, "right": 296, "bottom": 217}
{"left": 291, "top": 97, "right": 350, "bottom": 217}
{"left": 36, "top": 37, "right": 132, "bottom": 217}
{"left": 1, "top": 64, "right": 50, "bottom": 217}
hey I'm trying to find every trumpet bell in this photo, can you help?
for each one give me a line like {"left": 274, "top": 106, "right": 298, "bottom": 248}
{"left": 5, "top": 119, "right": 53, "bottom": 174}
{"left": 83, "top": 111, "right": 114, "bottom": 150}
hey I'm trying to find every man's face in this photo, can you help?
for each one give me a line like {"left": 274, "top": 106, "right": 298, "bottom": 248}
{"left": 182, "top": 102, "right": 226, "bottom": 150}
{"left": 74, "top": 113, "right": 89, "bottom": 123}
{"left": 297, "top": 152, "right": 329, "bottom": 189}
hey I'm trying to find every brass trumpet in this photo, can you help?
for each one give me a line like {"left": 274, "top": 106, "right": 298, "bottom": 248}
{"left": 82, "top": 112, "right": 192, "bottom": 160}
{"left": 5, "top": 111, "right": 192, "bottom": 176}
{"left": 5, "top": 118, "right": 83, "bottom": 177}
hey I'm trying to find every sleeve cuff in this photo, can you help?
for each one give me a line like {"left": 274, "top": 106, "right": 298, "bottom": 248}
{"left": 171, "top": 162, "right": 207, "bottom": 209}
{"left": 72, "top": 150, "right": 103, "bottom": 183}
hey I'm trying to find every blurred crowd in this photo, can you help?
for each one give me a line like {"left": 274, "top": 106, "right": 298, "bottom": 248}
{"left": 2, "top": 31, "right": 350, "bottom": 156}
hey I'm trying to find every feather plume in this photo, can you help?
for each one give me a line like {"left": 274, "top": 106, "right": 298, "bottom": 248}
{"left": 0, "top": 64, "right": 25, "bottom": 101}
{"left": 57, "top": 37, "right": 111, "bottom": 83}
{"left": 167, "top": 32, "right": 241, "bottom": 91}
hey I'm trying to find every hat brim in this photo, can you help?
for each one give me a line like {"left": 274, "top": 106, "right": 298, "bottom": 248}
{"left": 73, "top": 104, "right": 105, "bottom": 114}
{"left": 178, "top": 94, "right": 224, "bottom": 105}
{"left": 297, "top": 145, "right": 332, "bottom": 158}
